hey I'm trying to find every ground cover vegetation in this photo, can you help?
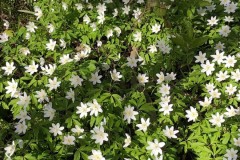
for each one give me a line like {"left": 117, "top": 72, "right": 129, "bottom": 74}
{"left": 0, "top": 0, "right": 240, "bottom": 159}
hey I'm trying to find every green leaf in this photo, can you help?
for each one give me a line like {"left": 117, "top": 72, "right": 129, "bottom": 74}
{"left": 198, "top": 1, "right": 211, "bottom": 7}
{"left": 74, "top": 150, "right": 81, "bottom": 160}
{"left": 222, "top": 132, "right": 230, "bottom": 144}
{"left": 190, "top": 36, "right": 208, "bottom": 49}
{"left": 80, "top": 152, "right": 88, "bottom": 160}
{"left": 1, "top": 101, "right": 9, "bottom": 109}
{"left": 139, "top": 103, "right": 156, "bottom": 112}
{"left": 65, "top": 117, "right": 73, "bottom": 128}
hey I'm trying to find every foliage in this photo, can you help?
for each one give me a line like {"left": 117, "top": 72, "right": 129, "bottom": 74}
{"left": 0, "top": 0, "right": 240, "bottom": 159}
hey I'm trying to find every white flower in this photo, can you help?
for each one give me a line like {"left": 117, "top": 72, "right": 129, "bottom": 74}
{"left": 201, "top": 60, "right": 215, "bottom": 76}
{"left": 62, "top": 2, "right": 68, "bottom": 10}
{"left": 137, "top": 73, "right": 149, "bottom": 85}
{"left": 126, "top": 57, "right": 138, "bottom": 68}
{"left": 2, "top": 62, "right": 15, "bottom": 75}
{"left": 71, "top": 125, "right": 84, "bottom": 135}
{"left": 3, "top": 19, "right": 9, "bottom": 29}
{"left": 224, "top": 148, "right": 238, "bottom": 160}
{"left": 83, "top": 15, "right": 91, "bottom": 24}
{"left": 60, "top": 54, "right": 73, "bottom": 65}
{"left": 91, "top": 126, "right": 108, "bottom": 145}
{"left": 46, "top": 39, "right": 56, "bottom": 51}
{"left": 220, "top": 0, "right": 230, "bottom": 6}
{"left": 64, "top": 88, "right": 75, "bottom": 102}
{"left": 209, "top": 89, "right": 221, "bottom": 99}
{"left": 159, "top": 103, "right": 173, "bottom": 115}
{"left": 136, "top": 118, "right": 150, "bottom": 132}
{"left": 41, "top": 64, "right": 56, "bottom": 76}
{"left": 165, "top": 72, "right": 176, "bottom": 81}
{"left": 96, "top": 3, "right": 106, "bottom": 15}
{"left": 207, "top": 16, "right": 218, "bottom": 26}
{"left": 34, "top": 6, "right": 43, "bottom": 20}
{"left": 123, "top": 105, "right": 138, "bottom": 124}
{"left": 24, "top": 61, "right": 39, "bottom": 75}
{"left": 214, "top": 41, "right": 225, "bottom": 51}
{"left": 17, "top": 92, "right": 31, "bottom": 109}
{"left": 224, "top": 16, "right": 233, "bottom": 22}
{"left": 89, "top": 71, "right": 102, "bottom": 85}
{"left": 159, "top": 84, "right": 170, "bottom": 96}
{"left": 0, "top": 32, "right": 9, "bottom": 43}
{"left": 88, "top": 150, "right": 105, "bottom": 160}
{"left": 233, "top": 137, "right": 240, "bottom": 147}
{"left": 209, "top": 112, "right": 225, "bottom": 127}
{"left": 60, "top": 39, "right": 66, "bottom": 48}
{"left": 225, "top": 84, "right": 237, "bottom": 95}
{"left": 46, "top": 77, "right": 61, "bottom": 91}
{"left": 4, "top": 141, "right": 15, "bottom": 159}
{"left": 231, "top": 69, "right": 240, "bottom": 82}
{"left": 156, "top": 72, "right": 165, "bottom": 84}
{"left": 122, "top": 0, "right": 130, "bottom": 4}
{"left": 151, "top": 24, "right": 161, "bottom": 33}
{"left": 148, "top": 45, "right": 157, "bottom": 53}
{"left": 225, "top": 106, "right": 236, "bottom": 117}
{"left": 62, "top": 135, "right": 75, "bottom": 145}
{"left": 19, "top": 47, "right": 30, "bottom": 55}
{"left": 76, "top": 102, "right": 90, "bottom": 118}
{"left": 75, "top": 3, "right": 83, "bottom": 11}
{"left": 106, "top": 29, "right": 113, "bottom": 39}
{"left": 97, "top": 40, "right": 102, "bottom": 47}
{"left": 137, "top": 0, "right": 144, "bottom": 4}
{"left": 146, "top": 139, "right": 165, "bottom": 156}
{"left": 5, "top": 78, "right": 18, "bottom": 98}
{"left": 216, "top": 71, "right": 229, "bottom": 82}
{"left": 69, "top": 75, "right": 83, "bottom": 88}
{"left": 74, "top": 51, "right": 89, "bottom": 61}
{"left": 133, "top": 31, "right": 142, "bottom": 42}
{"left": 205, "top": 82, "right": 215, "bottom": 93}
{"left": 49, "top": 123, "right": 64, "bottom": 136}
{"left": 40, "top": 57, "right": 45, "bottom": 66}
{"left": 195, "top": 51, "right": 207, "bottom": 64}
{"left": 47, "top": 24, "right": 55, "bottom": 33}
{"left": 87, "top": 99, "right": 102, "bottom": 117}
{"left": 163, "top": 126, "right": 179, "bottom": 139}
{"left": 160, "top": 96, "right": 171, "bottom": 105}
{"left": 113, "top": 8, "right": 118, "bottom": 17}
{"left": 26, "top": 22, "right": 37, "bottom": 33}
{"left": 211, "top": 50, "right": 225, "bottom": 65}
{"left": 25, "top": 32, "right": 31, "bottom": 40}
{"left": 185, "top": 106, "right": 198, "bottom": 122}
{"left": 219, "top": 25, "right": 231, "bottom": 37}
{"left": 223, "top": 55, "right": 237, "bottom": 68}
{"left": 122, "top": 5, "right": 130, "bottom": 15}
{"left": 206, "top": 4, "right": 216, "bottom": 12}
{"left": 123, "top": 133, "right": 131, "bottom": 148}
{"left": 133, "top": 8, "right": 141, "bottom": 19}
{"left": 110, "top": 69, "right": 122, "bottom": 81}
{"left": 15, "top": 121, "right": 27, "bottom": 134}
{"left": 35, "top": 89, "right": 49, "bottom": 103}
{"left": 43, "top": 102, "right": 55, "bottom": 121}
{"left": 199, "top": 97, "right": 212, "bottom": 107}
{"left": 224, "top": 2, "right": 238, "bottom": 14}
{"left": 114, "top": 27, "right": 121, "bottom": 36}
{"left": 15, "top": 110, "right": 31, "bottom": 122}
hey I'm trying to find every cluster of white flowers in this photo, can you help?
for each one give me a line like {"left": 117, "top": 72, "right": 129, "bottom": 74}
{"left": 1, "top": 0, "right": 240, "bottom": 159}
